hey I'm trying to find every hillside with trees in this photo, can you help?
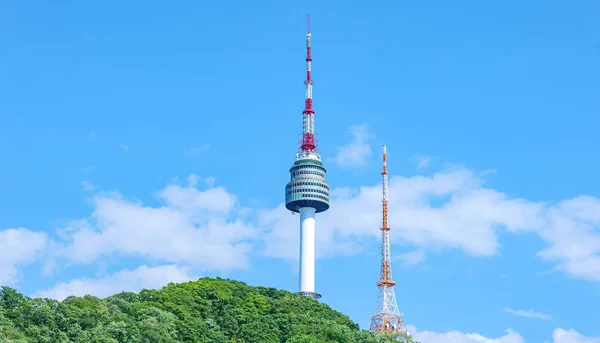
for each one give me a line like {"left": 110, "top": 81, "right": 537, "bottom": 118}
{"left": 0, "top": 277, "right": 416, "bottom": 343}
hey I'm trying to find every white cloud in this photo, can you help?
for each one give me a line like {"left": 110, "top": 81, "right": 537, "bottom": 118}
{"left": 333, "top": 124, "right": 374, "bottom": 169}
{"left": 407, "top": 325, "right": 525, "bottom": 343}
{"left": 81, "top": 181, "right": 98, "bottom": 191}
{"left": 119, "top": 144, "right": 129, "bottom": 151}
{"left": 58, "top": 175, "right": 256, "bottom": 271}
{"left": 536, "top": 196, "right": 600, "bottom": 282}
{"left": 0, "top": 228, "right": 47, "bottom": 286}
{"left": 415, "top": 155, "right": 432, "bottom": 169}
{"left": 553, "top": 328, "right": 600, "bottom": 343}
{"left": 396, "top": 250, "right": 426, "bottom": 266}
{"left": 504, "top": 308, "right": 551, "bottom": 320}
{"left": 408, "top": 325, "right": 600, "bottom": 343}
{"left": 184, "top": 143, "right": 212, "bottom": 156}
{"left": 34, "top": 264, "right": 196, "bottom": 301}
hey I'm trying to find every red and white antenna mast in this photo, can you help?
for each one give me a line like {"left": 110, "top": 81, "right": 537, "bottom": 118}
{"left": 300, "top": 15, "right": 316, "bottom": 152}
{"left": 370, "top": 145, "right": 406, "bottom": 335}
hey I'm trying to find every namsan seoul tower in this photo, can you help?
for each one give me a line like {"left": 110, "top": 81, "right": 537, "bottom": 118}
{"left": 284, "top": 15, "right": 330, "bottom": 301}
{"left": 370, "top": 145, "right": 406, "bottom": 334}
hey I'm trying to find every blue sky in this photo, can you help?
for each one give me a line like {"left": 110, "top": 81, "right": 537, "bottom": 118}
{"left": 1, "top": 0, "right": 599, "bottom": 342}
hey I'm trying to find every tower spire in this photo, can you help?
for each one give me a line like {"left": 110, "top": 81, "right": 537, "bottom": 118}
{"left": 301, "top": 15, "right": 316, "bottom": 152}
{"left": 370, "top": 145, "right": 406, "bottom": 335}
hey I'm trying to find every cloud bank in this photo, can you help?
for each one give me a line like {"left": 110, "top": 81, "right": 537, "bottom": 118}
{"left": 504, "top": 308, "right": 552, "bottom": 320}
{"left": 408, "top": 325, "right": 600, "bottom": 343}
{"left": 34, "top": 264, "right": 197, "bottom": 301}
{"left": 333, "top": 124, "right": 374, "bottom": 169}
{"left": 1, "top": 164, "right": 599, "bottom": 291}
{"left": 1, "top": 163, "right": 599, "bottom": 292}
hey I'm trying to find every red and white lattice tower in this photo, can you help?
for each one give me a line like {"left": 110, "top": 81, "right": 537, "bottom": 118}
{"left": 370, "top": 145, "right": 406, "bottom": 334}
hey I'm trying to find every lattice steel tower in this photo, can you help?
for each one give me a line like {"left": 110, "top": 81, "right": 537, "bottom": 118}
{"left": 370, "top": 145, "right": 406, "bottom": 334}
{"left": 284, "top": 15, "right": 330, "bottom": 301}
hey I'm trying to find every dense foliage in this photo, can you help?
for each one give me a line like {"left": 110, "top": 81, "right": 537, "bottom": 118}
{"left": 0, "top": 277, "right": 413, "bottom": 343}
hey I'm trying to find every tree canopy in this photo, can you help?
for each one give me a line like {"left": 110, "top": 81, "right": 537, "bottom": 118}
{"left": 0, "top": 278, "right": 418, "bottom": 343}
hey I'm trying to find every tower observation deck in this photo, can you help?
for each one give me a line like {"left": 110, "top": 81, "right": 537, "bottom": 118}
{"left": 285, "top": 156, "right": 330, "bottom": 214}
{"left": 284, "top": 16, "right": 330, "bottom": 301}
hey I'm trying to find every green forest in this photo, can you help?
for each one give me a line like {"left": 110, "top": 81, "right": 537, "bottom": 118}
{"left": 0, "top": 277, "right": 417, "bottom": 343}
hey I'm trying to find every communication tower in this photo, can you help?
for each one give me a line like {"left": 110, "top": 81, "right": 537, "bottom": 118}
{"left": 370, "top": 145, "right": 406, "bottom": 334}
{"left": 284, "top": 15, "right": 330, "bottom": 300}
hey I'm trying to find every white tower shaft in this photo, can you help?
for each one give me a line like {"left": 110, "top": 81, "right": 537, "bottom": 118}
{"left": 299, "top": 207, "right": 316, "bottom": 293}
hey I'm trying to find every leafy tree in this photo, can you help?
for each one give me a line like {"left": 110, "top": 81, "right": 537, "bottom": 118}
{"left": 0, "top": 278, "right": 418, "bottom": 342}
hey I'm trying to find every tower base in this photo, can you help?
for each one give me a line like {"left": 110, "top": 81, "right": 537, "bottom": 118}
{"left": 370, "top": 313, "right": 406, "bottom": 334}
{"left": 296, "top": 291, "right": 322, "bottom": 300}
